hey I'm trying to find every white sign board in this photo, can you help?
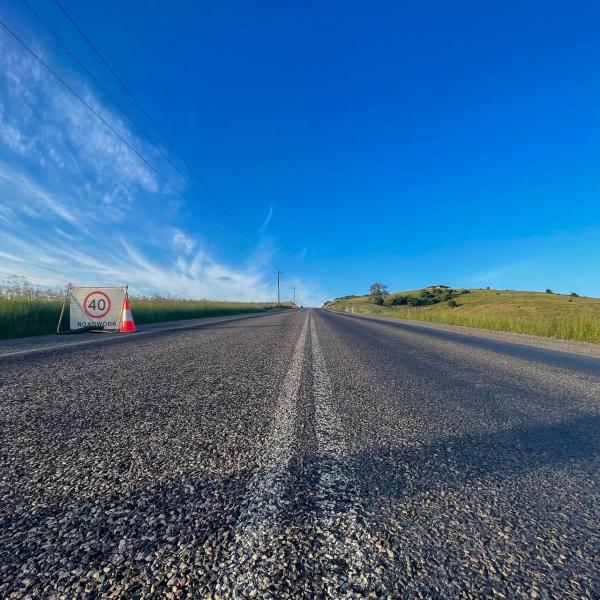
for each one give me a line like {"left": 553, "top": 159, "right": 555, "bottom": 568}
{"left": 69, "top": 286, "right": 126, "bottom": 331}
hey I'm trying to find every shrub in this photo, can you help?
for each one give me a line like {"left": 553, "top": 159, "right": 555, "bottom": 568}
{"left": 570, "top": 292, "right": 579, "bottom": 297}
{"left": 391, "top": 287, "right": 466, "bottom": 307}
{"left": 374, "top": 296, "right": 384, "bottom": 305}
{"left": 545, "top": 289, "right": 553, "bottom": 294}
{"left": 407, "top": 296, "right": 426, "bottom": 306}
{"left": 447, "top": 299, "right": 458, "bottom": 308}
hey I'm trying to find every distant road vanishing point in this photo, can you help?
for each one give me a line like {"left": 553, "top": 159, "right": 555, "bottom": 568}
{"left": 1, "top": 308, "right": 599, "bottom": 598}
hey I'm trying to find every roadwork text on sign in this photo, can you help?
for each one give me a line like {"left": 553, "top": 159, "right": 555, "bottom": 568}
{"left": 69, "top": 286, "right": 126, "bottom": 331}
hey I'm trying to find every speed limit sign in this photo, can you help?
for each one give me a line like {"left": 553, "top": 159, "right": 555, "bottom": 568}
{"left": 83, "top": 290, "right": 112, "bottom": 319}
{"left": 68, "top": 286, "right": 126, "bottom": 330}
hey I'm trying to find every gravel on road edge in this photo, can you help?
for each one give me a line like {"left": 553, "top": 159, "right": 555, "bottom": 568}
{"left": 0, "top": 310, "right": 291, "bottom": 358}
{"left": 326, "top": 308, "right": 600, "bottom": 357}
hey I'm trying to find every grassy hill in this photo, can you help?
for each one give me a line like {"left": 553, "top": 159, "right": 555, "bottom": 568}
{"left": 324, "top": 286, "right": 600, "bottom": 343}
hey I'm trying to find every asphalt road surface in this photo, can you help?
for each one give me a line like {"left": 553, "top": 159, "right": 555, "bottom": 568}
{"left": 1, "top": 308, "right": 599, "bottom": 599}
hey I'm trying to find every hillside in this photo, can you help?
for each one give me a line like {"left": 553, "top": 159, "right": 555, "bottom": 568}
{"left": 323, "top": 286, "right": 600, "bottom": 343}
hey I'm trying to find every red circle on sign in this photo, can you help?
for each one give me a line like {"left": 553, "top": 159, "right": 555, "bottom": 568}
{"left": 83, "top": 290, "right": 112, "bottom": 319}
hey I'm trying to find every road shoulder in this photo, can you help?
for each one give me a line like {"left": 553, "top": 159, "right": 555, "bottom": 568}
{"left": 0, "top": 310, "right": 287, "bottom": 358}
{"left": 325, "top": 309, "right": 600, "bottom": 358}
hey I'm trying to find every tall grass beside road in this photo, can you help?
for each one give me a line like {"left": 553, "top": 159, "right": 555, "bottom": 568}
{"left": 325, "top": 288, "right": 600, "bottom": 344}
{"left": 0, "top": 281, "right": 286, "bottom": 340}
{"left": 0, "top": 283, "right": 64, "bottom": 340}
{"left": 130, "top": 296, "right": 285, "bottom": 325}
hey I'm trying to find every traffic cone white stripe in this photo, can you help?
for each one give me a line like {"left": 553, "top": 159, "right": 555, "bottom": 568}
{"left": 119, "top": 297, "right": 136, "bottom": 333}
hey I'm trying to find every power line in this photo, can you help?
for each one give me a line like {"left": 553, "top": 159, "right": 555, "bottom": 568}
{"left": 51, "top": 0, "right": 270, "bottom": 266}
{"left": 53, "top": 0, "right": 179, "bottom": 157}
{"left": 0, "top": 16, "right": 260, "bottom": 262}
{"left": 21, "top": 0, "right": 271, "bottom": 267}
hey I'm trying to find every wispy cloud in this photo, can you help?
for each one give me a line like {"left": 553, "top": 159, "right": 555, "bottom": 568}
{"left": 259, "top": 205, "right": 274, "bottom": 234}
{"left": 0, "top": 31, "right": 325, "bottom": 303}
{"left": 172, "top": 229, "right": 196, "bottom": 254}
{"left": 0, "top": 162, "right": 79, "bottom": 225}
{"left": 0, "top": 230, "right": 275, "bottom": 300}
{"left": 0, "top": 36, "right": 163, "bottom": 193}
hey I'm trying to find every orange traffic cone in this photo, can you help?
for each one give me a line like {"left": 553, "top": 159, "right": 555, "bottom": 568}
{"left": 119, "top": 297, "right": 136, "bottom": 333}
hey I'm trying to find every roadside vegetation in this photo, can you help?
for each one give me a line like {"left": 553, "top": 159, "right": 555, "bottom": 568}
{"left": 0, "top": 280, "right": 286, "bottom": 340}
{"left": 324, "top": 285, "right": 600, "bottom": 343}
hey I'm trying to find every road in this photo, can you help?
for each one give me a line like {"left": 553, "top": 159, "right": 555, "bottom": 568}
{"left": 1, "top": 308, "right": 599, "bottom": 598}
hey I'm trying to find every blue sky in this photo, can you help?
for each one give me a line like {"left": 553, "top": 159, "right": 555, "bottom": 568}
{"left": 1, "top": 1, "right": 600, "bottom": 305}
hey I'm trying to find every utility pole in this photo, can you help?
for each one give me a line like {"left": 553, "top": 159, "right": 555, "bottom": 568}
{"left": 275, "top": 270, "right": 282, "bottom": 306}
{"left": 292, "top": 287, "right": 296, "bottom": 304}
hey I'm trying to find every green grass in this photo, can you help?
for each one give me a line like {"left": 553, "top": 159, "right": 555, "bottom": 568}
{"left": 0, "top": 292, "right": 64, "bottom": 340}
{"left": 131, "top": 296, "right": 286, "bottom": 325}
{"left": 325, "top": 287, "right": 600, "bottom": 343}
{"left": 0, "top": 283, "right": 286, "bottom": 340}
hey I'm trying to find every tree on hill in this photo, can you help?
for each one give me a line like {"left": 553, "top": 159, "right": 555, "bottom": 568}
{"left": 369, "top": 283, "right": 388, "bottom": 305}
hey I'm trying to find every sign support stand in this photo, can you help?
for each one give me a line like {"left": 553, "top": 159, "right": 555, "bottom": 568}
{"left": 56, "top": 283, "right": 71, "bottom": 335}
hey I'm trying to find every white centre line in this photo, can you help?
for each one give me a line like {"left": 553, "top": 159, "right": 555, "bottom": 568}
{"left": 310, "top": 314, "right": 387, "bottom": 595}
{"left": 216, "top": 311, "right": 310, "bottom": 596}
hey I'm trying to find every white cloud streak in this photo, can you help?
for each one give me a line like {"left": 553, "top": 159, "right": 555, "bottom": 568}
{"left": 0, "top": 30, "right": 325, "bottom": 304}
{"left": 259, "top": 205, "right": 274, "bottom": 234}
{"left": 172, "top": 229, "right": 196, "bottom": 254}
